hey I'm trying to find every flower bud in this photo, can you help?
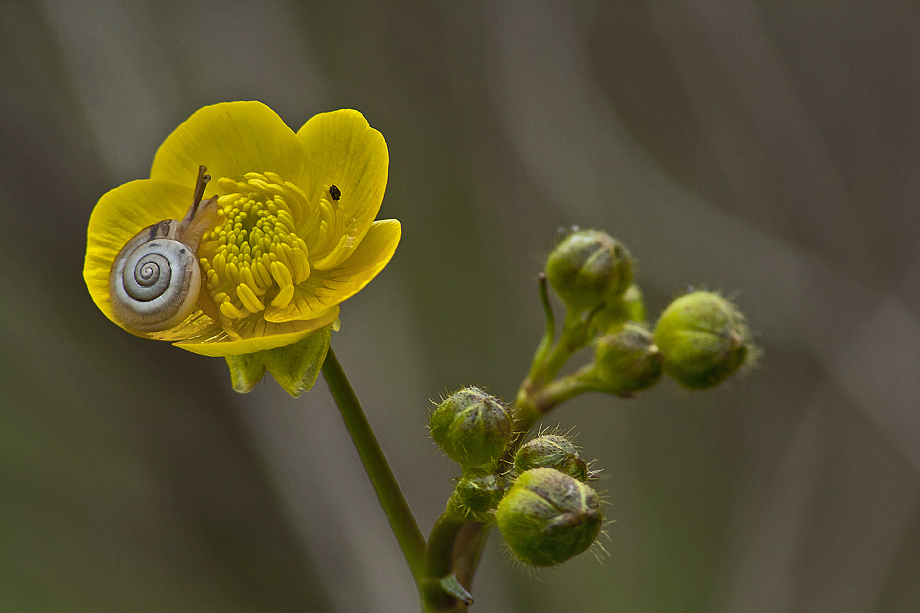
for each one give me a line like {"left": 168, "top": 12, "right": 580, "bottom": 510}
{"left": 514, "top": 435, "right": 589, "bottom": 482}
{"left": 429, "top": 387, "right": 513, "bottom": 472}
{"left": 447, "top": 473, "right": 504, "bottom": 522}
{"left": 591, "top": 284, "right": 646, "bottom": 334}
{"left": 546, "top": 230, "right": 633, "bottom": 313}
{"left": 653, "top": 291, "right": 751, "bottom": 390}
{"left": 589, "top": 323, "right": 663, "bottom": 396}
{"left": 496, "top": 468, "right": 603, "bottom": 567}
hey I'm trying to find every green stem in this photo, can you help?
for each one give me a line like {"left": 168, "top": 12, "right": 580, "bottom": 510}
{"left": 529, "top": 369, "right": 595, "bottom": 414}
{"left": 422, "top": 514, "right": 470, "bottom": 611}
{"left": 321, "top": 347, "right": 427, "bottom": 587}
{"left": 526, "top": 274, "right": 556, "bottom": 382}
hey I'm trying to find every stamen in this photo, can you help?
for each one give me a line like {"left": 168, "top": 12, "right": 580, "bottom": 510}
{"left": 237, "top": 283, "right": 264, "bottom": 313}
{"left": 198, "top": 170, "right": 337, "bottom": 332}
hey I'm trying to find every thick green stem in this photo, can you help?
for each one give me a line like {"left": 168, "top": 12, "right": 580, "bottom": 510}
{"left": 422, "top": 514, "right": 470, "bottom": 611}
{"left": 321, "top": 347, "right": 427, "bottom": 587}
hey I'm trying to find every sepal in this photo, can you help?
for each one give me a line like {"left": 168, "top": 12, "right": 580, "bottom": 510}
{"left": 263, "top": 324, "right": 333, "bottom": 397}
{"left": 225, "top": 352, "right": 268, "bottom": 393}
{"left": 224, "top": 324, "right": 333, "bottom": 396}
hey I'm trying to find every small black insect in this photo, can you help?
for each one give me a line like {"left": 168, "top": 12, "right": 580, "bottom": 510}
{"left": 329, "top": 184, "right": 341, "bottom": 201}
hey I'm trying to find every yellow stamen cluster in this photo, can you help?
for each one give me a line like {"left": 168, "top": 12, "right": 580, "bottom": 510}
{"left": 200, "top": 172, "right": 312, "bottom": 325}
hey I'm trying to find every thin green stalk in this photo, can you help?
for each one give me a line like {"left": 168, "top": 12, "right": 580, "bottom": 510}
{"left": 528, "top": 370, "right": 595, "bottom": 414}
{"left": 525, "top": 274, "right": 556, "bottom": 383}
{"left": 321, "top": 347, "right": 426, "bottom": 585}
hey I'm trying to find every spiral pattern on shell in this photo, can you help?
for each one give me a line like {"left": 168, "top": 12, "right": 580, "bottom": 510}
{"left": 109, "top": 232, "right": 202, "bottom": 332}
{"left": 127, "top": 251, "right": 172, "bottom": 300}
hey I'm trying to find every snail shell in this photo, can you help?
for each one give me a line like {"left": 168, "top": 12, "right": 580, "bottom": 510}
{"left": 109, "top": 221, "right": 202, "bottom": 331}
{"left": 109, "top": 166, "right": 219, "bottom": 333}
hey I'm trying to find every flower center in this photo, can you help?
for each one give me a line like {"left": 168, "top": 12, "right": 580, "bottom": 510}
{"left": 200, "top": 172, "right": 311, "bottom": 322}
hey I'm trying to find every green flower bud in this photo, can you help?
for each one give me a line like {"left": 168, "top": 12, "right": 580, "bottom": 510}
{"left": 588, "top": 323, "right": 663, "bottom": 396}
{"left": 447, "top": 473, "right": 504, "bottom": 522}
{"left": 496, "top": 468, "right": 603, "bottom": 567}
{"left": 591, "top": 284, "right": 646, "bottom": 334}
{"left": 653, "top": 291, "right": 751, "bottom": 390}
{"left": 514, "top": 435, "right": 589, "bottom": 482}
{"left": 546, "top": 230, "right": 633, "bottom": 313}
{"left": 429, "top": 387, "right": 513, "bottom": 472}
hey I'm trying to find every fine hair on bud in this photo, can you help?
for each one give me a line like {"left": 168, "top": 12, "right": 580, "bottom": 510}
{"left": 429, "top": 387, "right": 513, "bottom": 472}
{"left": 447, "top": 473, "right": 505, "bottom": 523}
{"left": 496, "top": 467, "right": 603, "bottom": 567}
{"left": 586, "top": 322, "right": 663, "bottom": 397}
{"left": 653, "top": 290, "right": 752, "bottom": 390}
{"left": 545, "top": 229, "right": 634, "bottom": 314}
{"left": 514, "top": 434, "right": 590, "bottom": 482}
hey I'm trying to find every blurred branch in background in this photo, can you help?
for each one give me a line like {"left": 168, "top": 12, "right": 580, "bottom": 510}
{"left": 1, "top": 0, "right": 919, "bottom": 611}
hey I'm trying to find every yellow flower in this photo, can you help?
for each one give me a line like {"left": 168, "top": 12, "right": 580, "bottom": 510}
{"left": 84, "top": 101, "right": 400, "bottom": 358}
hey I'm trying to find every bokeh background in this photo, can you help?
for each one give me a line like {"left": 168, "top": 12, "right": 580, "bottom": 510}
{"left": 3, "top": 1, "right": 920, "bottom": 611}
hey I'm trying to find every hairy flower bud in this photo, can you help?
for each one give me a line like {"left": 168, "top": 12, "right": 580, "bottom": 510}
{"left": 588, "top": 323, "right": 663, "bottom": 396}
{"left": 591, "top": 284, "right": 646, "bottom": 334}
{"left": 546, "top": 230, "right": 633, "bottom": 313}
{"left": 429, "top": 387, "right": 513, "bottom": 472}
{"left": 653, "top": 291, "right": 751, "bottom": 390}
{"left": 448, "top": 473, "right": 504, "bottom": 522}
{"left": 496, "top": 468, "right": 603, "bottom": 567}
{"left": 514, "top": 435, "right": 589, "bottom": 482}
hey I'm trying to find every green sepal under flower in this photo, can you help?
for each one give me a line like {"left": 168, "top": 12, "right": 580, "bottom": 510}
{"left": 496, "top": 467, "right": 603, "bottom": 567}
{"left": 225, "top": 322, "right": 334, "bottom": 396}
{"left": 225, "top": 351, "right": 268, "bottom": 393}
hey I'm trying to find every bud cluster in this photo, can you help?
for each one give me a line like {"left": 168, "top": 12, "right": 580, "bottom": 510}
{"left": 430, "top": 392, "right": 605, "bottom": 567}
{"left": 536, "top": 229, "right": 752, "bottom": 402}
{"left": 421, "top": 226, "right": 757, "bottom": 607}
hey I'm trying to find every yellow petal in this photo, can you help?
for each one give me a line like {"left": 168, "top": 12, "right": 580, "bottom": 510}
{"left": 84, "top": 179, "right": 219, "bottom": 339}
{"left": 174, "top": 307, "right": 339, "bottom": 356}
{"left": 297, "top": 109, "right": 388, "bottom": 266}
{"left": 264, "top": 219, "right": 400, "bottom": 323}
{"left": 151, "top": 101, "right": 308, "bottom": 190}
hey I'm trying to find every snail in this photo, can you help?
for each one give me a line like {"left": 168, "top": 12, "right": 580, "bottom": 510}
{"left": 109, "top": 166, "right": 220, "bottom": 332}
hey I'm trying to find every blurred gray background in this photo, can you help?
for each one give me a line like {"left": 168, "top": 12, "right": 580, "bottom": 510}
{"left": 2, "top": 0, "right": 919, "bottom": 611}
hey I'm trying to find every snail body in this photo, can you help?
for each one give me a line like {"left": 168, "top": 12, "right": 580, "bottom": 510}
{"left": 109, "top": 166, "right": 219, "bottom": 333}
